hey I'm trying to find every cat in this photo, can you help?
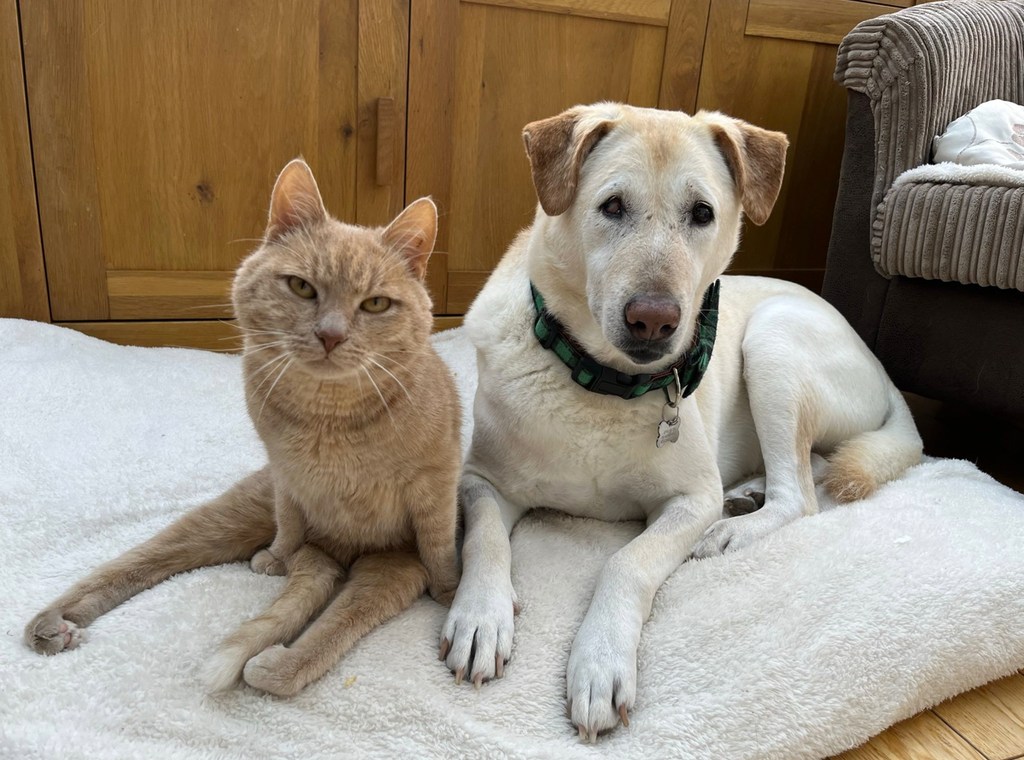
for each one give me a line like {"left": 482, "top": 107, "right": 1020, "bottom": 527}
{"left": 23, "top": 158, "right": 462, "bottom": 697}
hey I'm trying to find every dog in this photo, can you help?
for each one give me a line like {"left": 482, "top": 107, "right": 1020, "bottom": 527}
{"left": 437, "top": 103, "right": 923, "bottom": 741}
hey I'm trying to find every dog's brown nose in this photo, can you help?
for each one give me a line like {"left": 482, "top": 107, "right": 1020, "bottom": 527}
{"left": 624, "top": 297, "right": 681, "bottom": 341}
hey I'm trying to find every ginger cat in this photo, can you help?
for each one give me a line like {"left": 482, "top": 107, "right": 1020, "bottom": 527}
{"left": 24, "top": 159, "right": 462, "bottom": 697}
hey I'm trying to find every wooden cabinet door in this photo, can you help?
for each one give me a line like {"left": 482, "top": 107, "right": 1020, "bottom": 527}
{"left": 696, "top": 0, "right": 911, "bottom": 292}
{"left": 0, "top": 0, "right": 47, "bottom": 321}
{"left": 22, "top": 0, "right": 408, "bottom": 327}
{"left": 407, "top": 0, "right": 709, "bottom": 315}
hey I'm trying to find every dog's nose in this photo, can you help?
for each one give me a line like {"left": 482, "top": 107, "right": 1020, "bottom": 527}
{"left": 624, "top": 296, "right": 681, "bottom": 341}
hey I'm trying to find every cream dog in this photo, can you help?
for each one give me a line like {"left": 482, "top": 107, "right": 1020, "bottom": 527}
{"left": 439, "top": 103, "right": 922, "bottom": 740}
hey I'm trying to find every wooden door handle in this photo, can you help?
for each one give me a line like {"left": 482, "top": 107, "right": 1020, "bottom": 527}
{"left": 376, "top": 97, "right": 395, "bottom": 186}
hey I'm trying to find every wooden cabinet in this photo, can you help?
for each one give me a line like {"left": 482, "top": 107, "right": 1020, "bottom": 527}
{"left": 2, "top": 0, "right": 925, "bottom": 348}
{"left": 14, "top": 0, "right": 407, "bottom": 346}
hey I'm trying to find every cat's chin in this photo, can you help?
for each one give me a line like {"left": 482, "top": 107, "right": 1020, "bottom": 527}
{"left": 296, "top": 357, "right": 361, "bottom": 381}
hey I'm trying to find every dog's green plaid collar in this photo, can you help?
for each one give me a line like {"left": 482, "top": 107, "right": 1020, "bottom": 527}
{"left": 530, "top": 280, "right": 720, "bottom": 400}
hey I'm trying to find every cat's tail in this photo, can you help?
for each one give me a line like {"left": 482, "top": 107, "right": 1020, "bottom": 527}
{"left": 202, "top": 545, "right": 341, "bottom": 692}
{"left": 824, "top": 383, "right": 923, "bottom": 503}
{"left": 24, "top": 469, "right": 276, "bottom": 655}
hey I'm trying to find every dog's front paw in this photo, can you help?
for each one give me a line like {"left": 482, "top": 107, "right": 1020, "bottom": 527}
{"left": 250, "top": 549, "right": 286, "bottom": 576}
{"left": 566, "top": 620, "right": 637, "bottom": 742}
{"left": 439, "top": 573, "right": 517, "bottom": 687}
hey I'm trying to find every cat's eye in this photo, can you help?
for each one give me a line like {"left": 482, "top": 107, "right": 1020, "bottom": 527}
{"left": 288, "top": 276, "right": 317, "bottom": 299}
{"left": 360, "top": 296, "right": 392, "bottom": 314}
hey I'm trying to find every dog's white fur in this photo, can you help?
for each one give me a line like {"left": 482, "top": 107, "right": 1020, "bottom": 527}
{"left": 441, "top": 103, "right": 923, "bottom": 740}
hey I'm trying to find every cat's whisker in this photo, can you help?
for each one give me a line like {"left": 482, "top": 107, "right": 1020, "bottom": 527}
{"left": 257, "top": 357, "right": 294, "bottom": 423}
{"left": 365, "top": 356, "right": 412, "bottom": 402}
{"left": 250, "top": 353, "right": 291, "bottom": 391}
{"left": 241, "top": 342, "right": 292, "bottom": 359}
{"left": 361, "top": 365, "right": 397, "bottom": 431}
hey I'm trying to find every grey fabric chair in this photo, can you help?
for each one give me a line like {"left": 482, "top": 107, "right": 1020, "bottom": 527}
{"left": 823, "top": 0, "right": 1024, "bottom": 419}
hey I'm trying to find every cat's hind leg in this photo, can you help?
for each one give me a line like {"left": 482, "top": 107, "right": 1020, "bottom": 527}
{"left": 242, "top": 551, "right": 428, "bottom": 696}
{"left": 25, "top": 469, "right": 275, "bottom": 655}
{"left": 203, "top": 544, "right": 341, "bottom": 692}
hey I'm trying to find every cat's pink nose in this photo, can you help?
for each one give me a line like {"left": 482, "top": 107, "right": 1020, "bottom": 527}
{"left": 316, "top": 329, "right": 347, "bottom": 354}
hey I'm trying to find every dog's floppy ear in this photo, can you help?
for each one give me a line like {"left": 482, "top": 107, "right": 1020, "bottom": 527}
{"left": 522, "top": 107, "right": 615, "bottom": 217}
{"left": 708, "top": 117, "right": 788, "bottom": 226}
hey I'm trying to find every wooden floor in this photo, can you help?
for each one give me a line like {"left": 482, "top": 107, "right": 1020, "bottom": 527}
{"left": 835, "top": 395, "right": 1024, "bottom": 760}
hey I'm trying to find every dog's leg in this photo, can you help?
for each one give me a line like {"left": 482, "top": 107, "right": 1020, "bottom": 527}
{"left": 440, "top": 473, "right": 527, "bottom": 686}
{"left": 694, "top": 408, "right": 817, "bottom": 557}
{"left": 567, "top": 489, "right": 721, "bottom": 741}
{"left": 695, "top": 312, "right": 824, "bottom": 556}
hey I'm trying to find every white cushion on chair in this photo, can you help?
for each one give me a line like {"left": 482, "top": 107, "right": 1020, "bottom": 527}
{"left": 934, "top": 98, "right": 1024, "bottom": 170}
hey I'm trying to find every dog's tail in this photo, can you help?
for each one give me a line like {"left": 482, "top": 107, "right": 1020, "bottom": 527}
{"left": 824, "top": 384, "right": 923, "bottom": 503}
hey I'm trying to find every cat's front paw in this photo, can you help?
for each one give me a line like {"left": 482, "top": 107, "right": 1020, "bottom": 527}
{"left": 429, "top": 583, "right": 456, "bottom": 607}
{"left": 24, "top": 609, "right": 85, "bottom": 655}
{"left": 243, "top": 645, "right": 303, "bottom": 696}
{"left": 428, "top": 565, "right": 460, "bottom": 607}
{"left": 250, "top": 549, "right": 286, "bottom": 576}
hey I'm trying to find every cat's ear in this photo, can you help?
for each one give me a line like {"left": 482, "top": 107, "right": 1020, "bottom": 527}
{"left": 382, "top": 198, "right": 437, "bottom": 281}
{"left": 265, "top": 158, "right": 327, "bottom": 241}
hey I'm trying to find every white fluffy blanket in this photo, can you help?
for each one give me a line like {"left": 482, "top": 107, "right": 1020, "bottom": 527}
{"left": 2, "top": 319, "right": 1023, "bottom": 760}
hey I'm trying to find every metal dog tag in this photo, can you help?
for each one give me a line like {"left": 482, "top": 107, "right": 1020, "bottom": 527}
{"left": 655, "top": 366, "right": 685, "bottom": 448}
{"left": 656, "top": 415, "right": 680, "bottom": 447}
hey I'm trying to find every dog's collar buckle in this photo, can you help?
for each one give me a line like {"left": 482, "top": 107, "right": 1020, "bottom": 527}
{"left": 529, "top": 280, "right": 721, "bottom": 402}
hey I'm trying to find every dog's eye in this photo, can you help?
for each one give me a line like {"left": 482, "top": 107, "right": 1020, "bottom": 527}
{"left": 600, "top": 196, "right": 624, "bottom": 219}
{"left": 691, "top": 202, "right": 714, "bottom": 226}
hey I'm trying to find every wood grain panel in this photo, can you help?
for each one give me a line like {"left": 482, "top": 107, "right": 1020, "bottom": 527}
{"left": 697, "top": 0, "right": 814, "bottom": 271}
{"left": 425, "top": 252, "right": 449, "bottom": 314}
{"left": 0, "top": 0, "right": 48, "bottom": 321}
{"left": 22, "top": 1, "right": 367, "bottom": 318}
{"left": 21, "top": 0, "right": 108, "bottom": 319}
{"left": 61, "top": 320, "right": 244, "bottom": 351}
{"left": 407, "top": 0, "right": 459, "bottom": 307}
{"left": 933, "top": 674, "right": 1024, "bottom": 760}
{"left": 106, "top": 271, "right": 234, "bottom": 319}
{"left": 658, "top": 0, "right": 712, "bottom": 113}
{"left": 357, "top": 0, "right": 408, "bottom": 225}
{"left": 836, "top": 710, "right": 986, "bottom": 760}
{"left": 464, "top": 0, "right": 671, "bottom": 26}
{"left": 62, "top": 316, "right": 463, "bottom": 351}
{"left": 409, "top": 0, "right": 667, "bottom": 309}
{"left": 746, "top": 0, "right": 897, "bottom": 46}
{"left": 447, "top": 270, "right": 491, "bottom": 314}
{"left": 775, "top": 44, "right": 849, "bottom": 269}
